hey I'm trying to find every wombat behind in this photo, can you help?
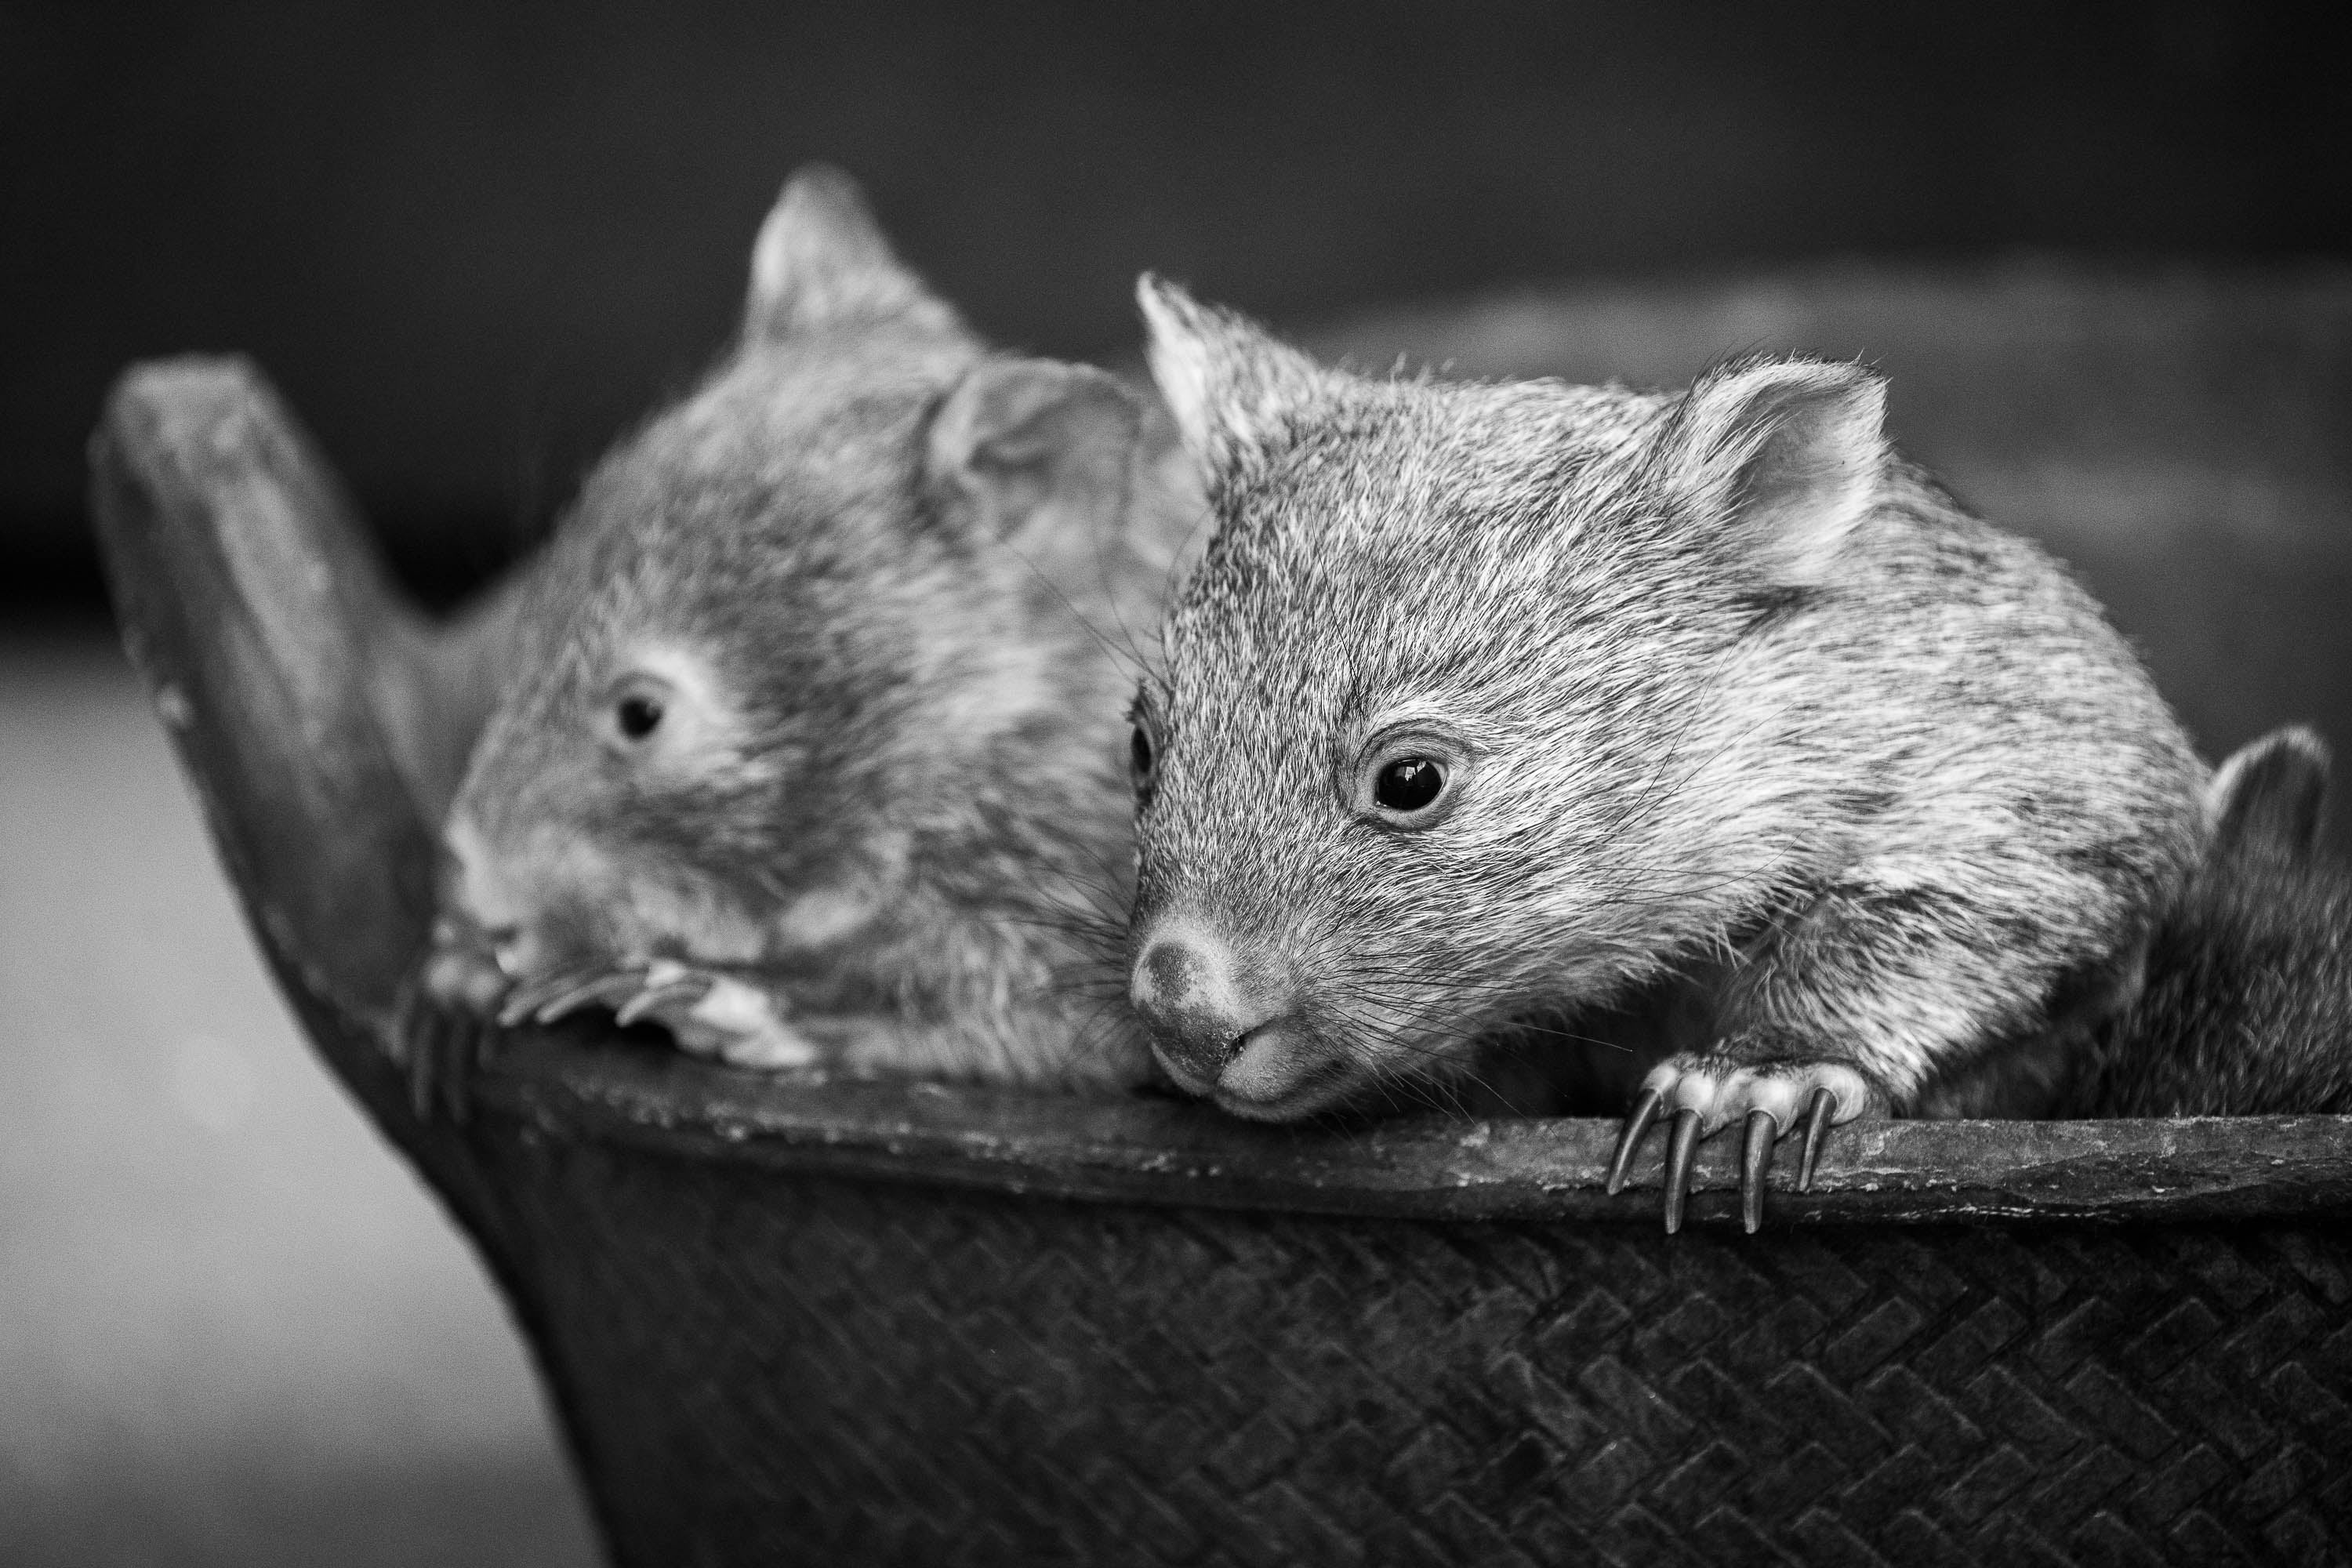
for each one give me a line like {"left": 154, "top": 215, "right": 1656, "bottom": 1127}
{"left": 2071, "top": 725, "right": 2352, "bottom": 1116}
{"left": 427, "top": 169, "right": 1196, "bottom": 1089}
{"left": 1120, "top": 279, "right": 2206, "bottom": 1223}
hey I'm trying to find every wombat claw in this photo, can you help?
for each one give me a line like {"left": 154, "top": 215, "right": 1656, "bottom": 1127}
{"left": 615, "top": 964, "right": 819, "bottom": 1069}
{"left": 1605, "top": 1084, "right": 1839, "bottom": 1234}
{"left": 612, "top": 968, "right": 714, "bottom": 1029}
{"left": 397, "top": 977, "right": 490, "bottom": 1125}
{"left": 493, "top": 967, "right": 630, "bottom": 1028}
{"left": 485, "top": 960, "right": 710, "bottom": 1035}
{"left": 540, "top": 973, "right": 646, "bottom": 1025}
{"left": 466, "top": 954, "right": 817, "bottom": 1070}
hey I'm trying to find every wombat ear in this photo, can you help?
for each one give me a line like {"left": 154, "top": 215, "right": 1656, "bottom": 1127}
{"left": 2205, "top": 724, "right": 2331, "bottom": 861}
{"left": 926, "top": 358, "right": 1143, "bottom": 555}
{"left": 1138, "top": 274, "right": 1323, "bottom": 479}
{"left": 746, "top": 165, "right": 960, "bottom": 339}
{"left": 1665, "top": 357, "right": 1888, "bottom": 587}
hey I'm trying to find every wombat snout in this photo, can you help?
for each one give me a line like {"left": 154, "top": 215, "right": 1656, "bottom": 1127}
{"left": 440, "top": 808, "right": 600, "bottom": 985}
{"left": 1129, "top": 914, "right": 1319, "bottom": 1109}
{"left": 441, "top": 813, "right": 532, "bottom": 971}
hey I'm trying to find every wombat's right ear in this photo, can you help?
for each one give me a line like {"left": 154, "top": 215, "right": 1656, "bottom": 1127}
{"left": 2205, "top": 724, "right": 2331, "bottom": 861}
{"left": 1138, "top": 275, "right": 1323, "bottom": 479}
{"left": 745, "top": 165, "right": 960, "bottom": 340}
{"left": 1661, "top": 357, "right": 1888, "bottom": 588}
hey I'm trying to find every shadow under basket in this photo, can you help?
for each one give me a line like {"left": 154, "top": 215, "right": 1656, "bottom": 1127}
{"left": 92, "top": 282, "right": 2352, "bottom": 1566}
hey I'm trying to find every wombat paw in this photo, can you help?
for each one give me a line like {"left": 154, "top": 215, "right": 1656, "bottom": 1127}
{"left": 481, "top": 957, "right": 819, "bottom": 1070}
{"left": 617, "top": 964, "right": 821, "bottom": 1071}
{"left": 423, "top": 920, "right": 513, "bottom": 1014}
{"left": 1603, "top": 1054, "right": 1883, "bottom": 1235}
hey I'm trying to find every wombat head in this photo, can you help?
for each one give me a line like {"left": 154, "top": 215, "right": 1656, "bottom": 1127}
{"left": 442, "top": 169, "right": 1145, "bottom": 997}
{"left": 1123, "top": 278, "right": 1889, "bottom": 1120}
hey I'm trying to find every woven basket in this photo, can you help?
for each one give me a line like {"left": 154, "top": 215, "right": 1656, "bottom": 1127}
{"left": 91, "top": 269, "right": 2352, "bottom": 1566}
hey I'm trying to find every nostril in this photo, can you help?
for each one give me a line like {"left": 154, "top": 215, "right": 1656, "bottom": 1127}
{"left": 1226, "top": 1018, "right": 1271, "bottom": 1060}
{"left": 1207, "top": 1024, "right": 1257, "bottom": 1071}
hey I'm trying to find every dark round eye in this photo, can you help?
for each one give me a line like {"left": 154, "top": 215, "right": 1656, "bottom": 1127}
{"left": 1128, "top": 720, "right": 1157, "bottom": 793}
{"left": 1374, "top": 756, "right": 1446, "bottom": 814}
{"left": 615, "top": 692, "right": 664, "bottom": 741}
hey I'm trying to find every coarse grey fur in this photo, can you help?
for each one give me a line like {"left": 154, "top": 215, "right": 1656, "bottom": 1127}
{"left": 1124, "top": 279, "right": 2207, "bottom": 1131}
{"left": 429, "top": 168, "right": 1199, "bottom": 1088}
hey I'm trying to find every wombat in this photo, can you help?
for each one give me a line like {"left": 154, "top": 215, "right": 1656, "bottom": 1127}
{"left": 422, "top": 168, "right": 1196, "bottom": 1092}
{"left": 2067, "top": 725, "right": 2352, "bottom": 1116}
{"left": 1120, "top": 278, "right": 2207, "bottom": 1229}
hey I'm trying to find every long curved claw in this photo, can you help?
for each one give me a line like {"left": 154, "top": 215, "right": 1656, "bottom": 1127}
{"left": 396, "top": 984, "right": 481, "bottom": 1124}
{"left": 615, "top": 977, "right": 713, "bottom": 1029}
{"left": 1662, "top": 1107, "right": 1704, "bottom": 1234}
{"left": 532, "top": 971, "right": 647, "bottom": 1025}
{"left": 398, "top": 980, "right": 439, "bottom": 1120}
{"left": 438, "top": 1011, "right": 477, "bottom": 1126}
{"left": 1740, "top": 1109, "right": 1777, "bottom": 1234}
{"left": 1606, "top": 1088, "right": 1665, "bottom": 1196}
{"left": 1798, "top": 1087, "right": 1835, "bottom": 1192}
{"left": 496, "top": 967, "right": 604, "bottom": 1029}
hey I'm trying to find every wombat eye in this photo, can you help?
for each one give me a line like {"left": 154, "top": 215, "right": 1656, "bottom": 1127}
{"left": 615, "top": 693, "right": 663, "bottom": 740}
{"left": 1128, "top": 720, "right": 1158, "bottom": 794}
{"left": 1374, "top": 757, "right": 1446, "bottom": 813}
{"left": 605, "top": 676, "right": 673, "bottom": 749}
{"left": 599, "top": 662, "right": 701, "bottom": 760}
{"left": 1352, "top": 731, "right": 1471, "bottom": 827}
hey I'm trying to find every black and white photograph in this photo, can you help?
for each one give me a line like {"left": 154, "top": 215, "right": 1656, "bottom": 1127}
{"left": 4, "top": 3, "right": 2349, "bottom": 1563}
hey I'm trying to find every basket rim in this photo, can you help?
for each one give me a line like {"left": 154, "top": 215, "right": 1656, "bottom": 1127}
{"left": 459, "top": 1021, "right": 2352, "bottom": 1228}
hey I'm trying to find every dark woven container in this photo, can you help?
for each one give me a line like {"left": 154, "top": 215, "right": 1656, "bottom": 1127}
{"left": 92, "top": 268, "right": 2352, "bottom": 1566}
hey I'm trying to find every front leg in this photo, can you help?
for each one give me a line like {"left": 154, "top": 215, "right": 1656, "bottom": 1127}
{"left": 1606, "top": 869, "right": 2126, "bottom": 1232}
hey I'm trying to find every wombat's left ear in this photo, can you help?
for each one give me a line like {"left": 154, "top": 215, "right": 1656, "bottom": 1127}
{"left": 1664, "top": 357, "right": 1888, "bottom": 586}
{"left": 1137, "top": 275, "right": 1323, "bottom": 481}
{"left": 745, "top": 165, "right": 961, "bottom": 339}
{"left": 926, "top": 359, "right": 1143, "bottom": 560}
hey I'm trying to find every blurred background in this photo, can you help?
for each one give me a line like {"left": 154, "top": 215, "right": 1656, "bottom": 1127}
{"left": 4, "top": 1, "right": 2347, "bottom": 1562}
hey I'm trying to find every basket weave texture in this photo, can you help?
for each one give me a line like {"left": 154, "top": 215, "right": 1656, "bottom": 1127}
{"left": 499, "top": 1134, "right": 2351, "bottom": 1567}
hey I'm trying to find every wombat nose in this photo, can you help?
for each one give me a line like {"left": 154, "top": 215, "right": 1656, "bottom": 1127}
{"left": 1130, "top": 919, "right": 1290, "bottom": 1093}
{"left": 444, "top": 814, "right": 528, "bottom": 936}
{"left": 440, "top": 814, "right": 557, "bottom": 978}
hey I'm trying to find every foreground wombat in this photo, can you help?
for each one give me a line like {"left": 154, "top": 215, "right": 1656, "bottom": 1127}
{"left": 1120, "top": 279, "right": 2206, "bottom": 1228}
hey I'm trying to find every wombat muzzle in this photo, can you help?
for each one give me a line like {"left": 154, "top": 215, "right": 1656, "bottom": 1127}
{"left": 1129, "top": 913, "right": 1306, "bottom": 1099}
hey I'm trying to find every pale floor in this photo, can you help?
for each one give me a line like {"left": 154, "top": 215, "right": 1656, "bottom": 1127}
{"left": 0, "top": 627, "right": 600, "bottom": 1567}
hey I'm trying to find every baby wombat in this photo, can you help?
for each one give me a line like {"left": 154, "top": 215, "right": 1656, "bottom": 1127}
{"left": 1121, "top": 279, "right": 2206, "bottom": 1228}
{"left": 425, "top": 169, "right": 1191, "bottom": 1091}
{"left": 2068, "top": 725, "right": 2352, "bottom": 1116}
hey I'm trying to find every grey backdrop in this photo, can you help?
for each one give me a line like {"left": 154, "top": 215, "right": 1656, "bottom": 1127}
{"left": 4, "top": 0, "right": 2344, "bottom": 603}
